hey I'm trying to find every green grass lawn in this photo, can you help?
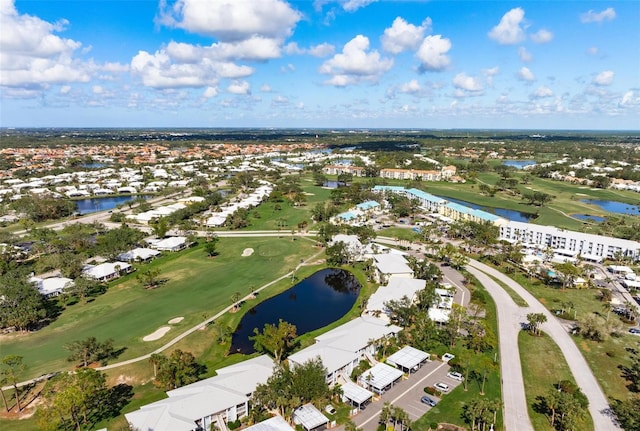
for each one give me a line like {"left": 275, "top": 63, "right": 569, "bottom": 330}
{"left": 0, "top": 236, "right": 317, "bottom": 381}
{"left": 519, "top": 332, "right": 594, "bottom": 431}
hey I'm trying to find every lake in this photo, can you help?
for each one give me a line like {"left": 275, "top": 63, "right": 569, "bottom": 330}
{"left": 440, "top": 196, "right": 536, "bottom": 223}
{"left": 580, "top": 199, "right": 640, "bottom": 216}
{"left": 502, "top": 160, "right": 536, "bottom": 169}
{"left": 229, "top": 268, "right": 362, "bottom": 354}
{"left": 75, "top": 195, "right": 147, "bottom": 214}
{"left": 572, "top": 214, "right": 606, "bottom": 223}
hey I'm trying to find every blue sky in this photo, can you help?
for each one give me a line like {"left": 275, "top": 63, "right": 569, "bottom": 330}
{"left": 1, "top": 0, "right": 638, "bottom": 129}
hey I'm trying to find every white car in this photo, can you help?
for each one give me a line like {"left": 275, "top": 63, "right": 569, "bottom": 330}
{"left": 434, "top": 382, "right": 450, "bottom": 392}
{"left": 442, "top": 353, "right": 455, "bottom": 362}
{"left": 325, "top": 405, "right": 337, "bottom": 415}
{"left": 447, "top": 371, "right": 464, "bottom": 381}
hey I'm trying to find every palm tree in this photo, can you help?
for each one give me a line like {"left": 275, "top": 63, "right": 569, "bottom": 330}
{"left": 602, "top": 302, "right": 613, "bottom": 322}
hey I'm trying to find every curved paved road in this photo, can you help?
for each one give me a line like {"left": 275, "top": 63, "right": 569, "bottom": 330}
{"left": 468, "top": 259, "right": 619, "bottom": 431}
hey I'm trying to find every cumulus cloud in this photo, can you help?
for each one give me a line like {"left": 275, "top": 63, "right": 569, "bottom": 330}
{"left": 131, "top": 48, "right": 252, "bottom": 89}
{"left": 452, "top": 73, "right": 483, "bottom": 95}
{"left": 488, "top": 8, "right": 526, "bottom": 45}
{"left": 227, "top": 80, "right": 250, "bottom": 95}
{"left": 530, "top": 29, "right": 553, "bottom": 44}
{"left": 0, "top": 0, "right": 90, "bottom": 89}
{"left": 415, "top": 35, "right": 451, "bottom": 72}
{"left": 202, "top": 86, "right": 218, "bottom": 98}
{"left": 518, "top": 46, "right": 532, "bottom": 62}
{"left": 620, "top": 91, "right": 640, "bottom": 107}
{"left": 580, "top": 7, "right": 616, "bottom": 24}
{"left": 593, "top": 70, "right": 614, "bottom": 86}
{"left": 531, "top": 86, "right": 553, "bottom": 98}
{"left": 398, "top": 79, "right": 422, "bottom": 94}
{"left": 381, "top": 17, "right": 432, "bottom": 54}
{"left": 319, "top": 35, "right": 393, "bottom": 86}
{"left": 517, "top": 66, "right": 535, "bottom": 81}
{"left": 342, "top": 0, "right": 377, "bottom": 12}
{"left": 157, "top": 0, "right": 301, "bottom": 42}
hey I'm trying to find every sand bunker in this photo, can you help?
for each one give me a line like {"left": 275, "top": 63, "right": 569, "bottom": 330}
{"left": 143, "top": 326, "right": 171, "bottom": 341}
{"left": 242, "top": 248, "right": 254, "bottom": 257}
{"left": 168, "top": 317, "right": 184, "bottom": 324}
{"left": 576, "top": 193, "right": 588, "bottom": 196}
{"left": 303, "top": 192, "right": 315, "bottom": 195}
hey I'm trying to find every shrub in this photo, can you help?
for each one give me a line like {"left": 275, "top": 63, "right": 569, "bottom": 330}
{"left": 228, "top": 420, "right": 241, "bottom": 430}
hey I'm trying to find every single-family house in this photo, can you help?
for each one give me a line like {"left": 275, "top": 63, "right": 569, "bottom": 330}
{"left": 117, "top": 247, "right": 161, "bottom": 262}
{"left": 83, "top": 262, "right": 132, "bottom": 282}
{"left": 29, "top": 276, "right": 74, "bottom": 297}
{"left": 372, "top": 254, "right": 413, "bottom": 284}
{"left": 151, "top": 236, "right": 188, "bottom": 252}
{"left": 365, "top": 278, "right": 426, "bottom": 320}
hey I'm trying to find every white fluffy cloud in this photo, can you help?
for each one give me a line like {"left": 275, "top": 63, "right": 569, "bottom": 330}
{"left": 319, "top": 35, "right": 393, "bottom": 86}
{"left": 488, "top": 8, "right": 526, "bottom": 45}
{"left": 532, "top": 86, "right": 553, "bottom": 98}
{"left": 620, "top": 91, "right": 640, "bottom": 107}
{"left": 453, "top": 73, "right": 483, "bottom": 93}
{"left": 530, "top": 29, "right": 553, "bottom": 44}
{"left": 0, "top": 0, "right": 90, "bottom": 88}
{"left": 285, "top": 42, "right": 335, "bottom": 57}
{"left": 580, "top": 7, "right": 616, "bottom": 24}
{"left": 202, "top": 86, "right": 218, "bottom": 98}
{"left": 131, "top": 47, "right": 252, "bottom": 89}
{"left": 518, "top": 47, "right": 532, "bottom": 63}
{"left": 342, "top": 0, "right": 377, "bottom": 12}
{"left": 398, "top": 79, "right": 421, "bottom": 94}
{"left": 593, "top": 70, "right": 614, "bottom": 86}
{"left": 517, "top": 66, "right": 535, "bottom": 81}
{"left": 483, "top": 66, "right": 499, "bottom": 86}
{"left": 158, "top": 0, "right": 301, "bottom": 42}
{"left": 415, "top": 35, "right": 451, "bottom": 72}
{"left": 381, "top": 17, "right": 432, "bottom": 54}
{"left": 227, "top": 80, "right": 250, "bottom": 95}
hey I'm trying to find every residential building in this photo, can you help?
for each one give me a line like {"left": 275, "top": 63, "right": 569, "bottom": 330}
{"left": 372, "top": 253, "right": 413, "bottom": 283}
{"left": 287, "top": 316, "right": 401, "bottom": 385}
{"left": 82, "top": 262, "right": 132, "bottom": 282}
{"left": 499, "top": 221, "right": 640, "bottom": 261}
{"left": 125, "top": 355, "right": 275, "bottom": 431}
{"left": 322, "top": 165, "right": 365, "bottom": 177}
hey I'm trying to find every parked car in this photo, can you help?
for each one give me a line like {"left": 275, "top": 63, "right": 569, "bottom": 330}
{"left": 421, "top": 396, "right": 437, "bottom": 407}
{"left": 442, "top": 353, "right": 455, "bottom": 362}
{"left": 447, "top": 371, "right": 464, "bottom": 381}
{"left": 629, "top": 327, "right": 640, "bottom": 335}
{"left": 325, "top": 405, "right": 337, "bottom": 415}
{"left": 434, "top": 382, "right": 450, "bottom": 392}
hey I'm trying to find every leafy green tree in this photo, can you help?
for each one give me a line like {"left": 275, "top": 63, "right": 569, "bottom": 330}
{"left": 0, "top": 355, "right": 25, "bottom": 412}
{"left": 326, "top": 240, "right": 352, "bottom": 266}
{"left": 251, "top": 319, "right": 298, "bottom": 362}
{"left": 251, "top": 358, "right": 330, "bottom": 421}
{"left": 37, "top": 368, "right": 108, "bottom": 431}
{"left": 151, "top": 218, "right": 169, "bottom": 238}
{"left": 0, "top": 274, "right": 47, "bottom": 331}
{"left": 612, "top": 397, "right": 640, "bottom": 431}
{"left": 137, "top": 268, "right": 162, "bottom": 289}
{"left": 66, "top": 277, "right": 104, "bottom": 304}
{"left": 552, "top": 261, "right": 582, "bottom": 291}
{"left": 204, "top": 236, "right": 219, "bottom": 257}
{"left": 152, "top": 349, "right": 206, "bottom": 390}
{"left": 65, "top": 337, "right": 115, "bottom": 367}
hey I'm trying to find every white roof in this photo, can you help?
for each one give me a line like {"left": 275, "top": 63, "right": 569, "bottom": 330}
{"left": 609, "top": 265, "right": 634, "bottom": 273}
{"left": 386, "top": 346, "right": 429, "bottom": 370}
{"left": 245, "top": 416, "right": 295, "bottom": 431}
{"left": 83, "top": 262, "right": 131, "bottom": 279}
{"left": 359, "top": 363, "right": 403, "bottom": 390}
{"left": 341, "top": 381, "right": 373, "bottom": 405}
{"left": 29, "top": 276, "right": 74, "bottom": 296}
{"left": 152, "top": 236, "right": 186, "bottom": 250}
{"left": 366, "top": 278, "right": 426, "bottom": 313}
{"left": 292, "top": 404, "right": 328, "bottom": 431}
{"left": 373, "top": 254, "right": 413, "bottom": 275}
{"left": 127, "top": 356, "right": 275, "bottom": 431}
{"left": 315, "top": 316, "right": 402, "bottom": 354}
{"left": 118, "top": 247, "right": 160, "bottom": 261}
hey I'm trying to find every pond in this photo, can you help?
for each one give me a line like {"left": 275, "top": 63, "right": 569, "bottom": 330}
{"left": 572, "top": 214, "right": 606, "bottom": 223}
{"left": 229, "top": 268, "right": 362, "bottom": 354}
{"left": 323, "top": 180, "right": 341, "bottom": 188}
{"left": 502, "top": 160, "right": 536, "bottom": 169}
{"left": 75, "top": 195, "right": 148, "bottom": 215}
{"left": 440, "top": 196, "right": 536, "bottom": 223}
{"left": 580, "top": 199, "right": 640, "bottom": 216}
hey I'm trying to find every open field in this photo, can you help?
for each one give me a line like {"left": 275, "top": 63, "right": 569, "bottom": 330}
{"left": 519, "top": 332, "right": 594, "bottom": 431}
{"left": 0, "top": 236, "right": 317, "bottom": 381}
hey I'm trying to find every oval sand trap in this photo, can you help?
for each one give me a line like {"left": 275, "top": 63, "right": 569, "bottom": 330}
{"left": 143, "top": 326, "right": 171, "bottom": 341}
{"left": 242, "top": 248, "right": 254, "bottom": 257}
{"left": 168, "top": 317, "right": 184, "bottom": 324}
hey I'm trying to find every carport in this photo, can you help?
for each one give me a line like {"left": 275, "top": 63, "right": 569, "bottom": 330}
{"left": 358, "top": 363, "right": 404, "bottom": 395}
{"left": 292, "top": 404, "right": 329, "bottom": 431}
{"left": 386, "top": 346, "right": 429, "bottom": 374}
{"left": 341, "top": 381, "right": 374, "bottom": 411}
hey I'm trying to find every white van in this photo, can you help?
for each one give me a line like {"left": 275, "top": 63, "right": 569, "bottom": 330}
{"left": 434, "top": 382, "right": 450, "bottom": 392}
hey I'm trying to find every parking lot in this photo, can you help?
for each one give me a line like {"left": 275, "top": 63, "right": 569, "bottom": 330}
{"left": 345, "top": 359, "right": 464, "bottom": 431}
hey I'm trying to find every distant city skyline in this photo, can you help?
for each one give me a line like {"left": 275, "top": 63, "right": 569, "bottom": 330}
{"left": 1, "top": 0, "right": 639, "bottom": 130}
